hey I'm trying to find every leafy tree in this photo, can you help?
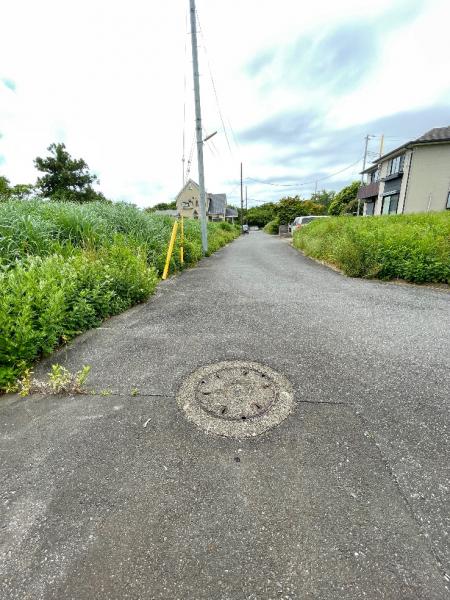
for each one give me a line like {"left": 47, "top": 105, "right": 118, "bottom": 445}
{"left": 11, "top": 183, "right": 36, "bottom": 201}
{"left": 34, "top": 143, "right": 104, "bottom": 202}
{"left": 275, "top": 196, "right": 325, "bottom": 225}
{"left": 146, "top": 200, "right": 177, "bottom": 212}
{"left": 245, "top": 202, "right": 277, "bottom": 227}
{"left": 328, "top": 181, "right": 361, "bottom": 216}
{"left": 310, "top": 189, "right": 335, "bottom": 208}
{"left": 0, "top": 175, "right": 12, "bottom": 200}
{"left": 0, "top": 177, "right": 37, "bottom": 201}
{"left": 341, "top": 198, "right": 361, "bottom": 215}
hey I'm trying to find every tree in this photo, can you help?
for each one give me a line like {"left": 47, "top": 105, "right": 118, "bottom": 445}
{"left": 146, "top": 200, "right": 177, "bottom": 212}
{"left": 11, "top": 183, "right": 36, "bottom": 201}
{"left": 0, "top": 177, "right": 37, "bottom": 201}
{"left": 0, "top": 176, "right": 12, "bottom": 200}
{"left": 310, "top": 189, "right": 335, "bottom": 209}
{"left": 246, "top": 202, "right": 277, "bottom": 227}
{"left": 34, "top": 143, "right": 104, "bottom": 202}
{"left": 327, "top": 181, "right": 361, "bottom": 216}
{"left": 275, "top": 196, "right": 325, "bottom": 225}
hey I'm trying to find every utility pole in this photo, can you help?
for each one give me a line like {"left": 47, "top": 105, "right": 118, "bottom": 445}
{"left": 245, "top": 186, "right": 248, "bottom": 222}
{"left": 379, "top": 134, "right": 385, "bottom": 157}
{"left": 189, "top": 0, "right": 208, "bottom": 254}
{"left": 240, "top": 162, "right": 243, "bottom": 230}
{"left": 358, "top": 134, "right": 372, "bottom": 217}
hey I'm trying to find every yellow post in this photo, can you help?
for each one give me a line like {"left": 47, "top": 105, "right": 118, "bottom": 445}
{"left": 180, "top": 216, "right": 184, "bottom": 265}
{"left": 162, "top": 221, "right": 179, "bottom": 280}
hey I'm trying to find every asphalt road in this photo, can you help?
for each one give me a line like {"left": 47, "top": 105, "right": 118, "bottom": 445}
{"left": 1, "top": 231, "right": 449, "bottom": 599}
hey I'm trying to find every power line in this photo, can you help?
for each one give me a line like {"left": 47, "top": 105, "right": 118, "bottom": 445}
{"left": 182, "top": 10, "right": 189, "bottom": 186}
{"left": 195, "top": 10, "right": 234, "bottom": 158}
{"left": 245, "top": 157, "right": 363, "bottom": 189}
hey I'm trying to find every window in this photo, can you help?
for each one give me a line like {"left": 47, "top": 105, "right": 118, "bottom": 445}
{"left": 381, "top": 194, "right": 399, "bottom": 215}
{"left": 446, "top": 191, "right": 450, "bottom": 209}
{"left": 365, "top": 200, "right": 375, "bottom": 215}
{"left": 387, "top": 155, "right": 405, "bottom": 176}
{"left": 369, "top": 169, "right": 379, "bottom": 183}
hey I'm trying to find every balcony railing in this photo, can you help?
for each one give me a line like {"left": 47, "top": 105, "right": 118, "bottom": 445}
{"left": 357, "top": 181, "right": 379, "bottom": 200}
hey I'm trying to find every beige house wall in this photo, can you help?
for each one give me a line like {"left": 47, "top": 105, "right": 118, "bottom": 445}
{"left": 176, "top": 183, "right": 200, "bottom": 219}
{"left": 175, "top": 180, "right": 233, "bottom": 221}
{"left": 403, "top": 144, "right": 450, "bottom": 213}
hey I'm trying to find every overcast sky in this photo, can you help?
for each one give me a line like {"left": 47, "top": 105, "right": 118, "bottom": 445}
{"left": 1, "top": 0, "right": 450, "bottom": 208}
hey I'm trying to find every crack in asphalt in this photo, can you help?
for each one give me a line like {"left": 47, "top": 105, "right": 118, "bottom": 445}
{"left": 352, "top": 407, "right": 449, "bottom": 584}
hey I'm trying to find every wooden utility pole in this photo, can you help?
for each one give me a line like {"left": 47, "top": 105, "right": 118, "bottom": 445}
{"left": 358, "top": 134, "right": 372, "bottom": 217}
{"left": 189, "top": 0, "right": 208, "bottom": 254}
{"left": 240, "top": 162, "right": 243, "bottom": 230}
{"left": 379, "top": 134, "right": 385, "bottom": 157}
{"left": 245, "top": 186, "right": 248, "bottom": 221}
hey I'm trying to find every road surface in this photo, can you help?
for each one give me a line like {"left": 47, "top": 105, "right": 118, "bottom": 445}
{"left": 1, "top": 231, "right": 449, "bottom": 599}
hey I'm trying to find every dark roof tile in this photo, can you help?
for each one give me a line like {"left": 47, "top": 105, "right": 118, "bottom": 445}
{"left": 207, "top": 193, "right": 227, "bottom": 214}
{"left": 414, "top": 126, "right": 450, "bottom": 143}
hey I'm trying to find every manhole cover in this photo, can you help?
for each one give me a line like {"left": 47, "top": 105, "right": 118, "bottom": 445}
{"left": 177, "top": 361, "right": 295, "bottom": 438}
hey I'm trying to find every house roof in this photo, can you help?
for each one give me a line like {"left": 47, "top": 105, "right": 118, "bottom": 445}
{"left": 415, "top": 126, "right": 450, "bottom": 143}
{"left": 362, "top": 125, "right": 450, "bottom": 172}
{"left": 207, "top": 193, "right": 227, "bottom": 214}
{"left": 175, "top": 179, "right": 199, "bottom": 201}
{"left": 225, "top": 206, "right": 238, "bottom": 217}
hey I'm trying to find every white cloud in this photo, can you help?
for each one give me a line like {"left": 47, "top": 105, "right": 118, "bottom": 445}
{"left": 1, "top": 0, "right": 449, "bottom": 207}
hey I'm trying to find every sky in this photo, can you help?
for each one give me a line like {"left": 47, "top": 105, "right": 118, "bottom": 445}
{"left": 1, "top": 0, "right": 450, "bottom": 208}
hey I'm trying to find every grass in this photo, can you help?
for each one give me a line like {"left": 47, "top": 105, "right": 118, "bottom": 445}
{"left": 0, "top": 200, "right": 240, "bottom": 391}
{"left": 292, "top": 211, "right": 450, "bottom": 283}
{"left": 263, "top": 218, "right": 280, "bottom": 235}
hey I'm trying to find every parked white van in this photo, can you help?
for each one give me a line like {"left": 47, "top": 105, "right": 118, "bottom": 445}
{"left": 290, "top": 215, "right": 330, "bottom": 233}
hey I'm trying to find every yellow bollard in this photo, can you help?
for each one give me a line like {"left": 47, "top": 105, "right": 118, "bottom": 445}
{"left": 162, "top": 221, "right": 179, "bottom": 280}
{"left": 180, "top": 216, "right": 184, "bottom": 265}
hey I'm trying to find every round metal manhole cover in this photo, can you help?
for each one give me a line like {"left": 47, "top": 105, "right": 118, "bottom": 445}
{"left": 177, "top": 361, "right": 295, "bottom": 438}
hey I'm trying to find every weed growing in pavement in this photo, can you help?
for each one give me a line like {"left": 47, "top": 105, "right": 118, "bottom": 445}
{"left": 12, "top": 364, "right": 92, "bottom": 396}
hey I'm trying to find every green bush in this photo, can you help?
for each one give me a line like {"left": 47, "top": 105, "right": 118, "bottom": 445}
{"left": 292, "top": 212, "right": 450, "bottom": 283}
{"left": 0, "top": 240, "right": 157, "bottom": 389}
{"left": 0, "top": 201, "right": 240, "bottom": 391}
{"left": 263, "top": 218, "right": 280, "bottom": 235}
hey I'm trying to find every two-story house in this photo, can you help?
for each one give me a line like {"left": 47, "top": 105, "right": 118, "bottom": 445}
{"left": 175, "top": 179, "right": 238, "bottom": 222}
{"left": 358, "top": 126, "right": 450, "bottom": 216}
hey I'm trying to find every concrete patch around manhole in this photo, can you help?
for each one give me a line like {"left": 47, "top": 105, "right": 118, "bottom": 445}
{"left": 177, "top": 361, "right": 295, "bottom": 438}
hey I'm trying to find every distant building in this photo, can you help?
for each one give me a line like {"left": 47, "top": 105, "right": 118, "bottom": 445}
{"left": 175, "top": 179, "right": 238, "bottom": 222}
{"left": 358, "top": 126, "right": 450, "bottom": 215}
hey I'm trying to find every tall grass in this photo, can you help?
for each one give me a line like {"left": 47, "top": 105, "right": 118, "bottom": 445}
{"left": 0, "top": 200, "right": 240, "bottom": 390}
{"left": 292, "top": 212, "right": 450, "bottom": 283}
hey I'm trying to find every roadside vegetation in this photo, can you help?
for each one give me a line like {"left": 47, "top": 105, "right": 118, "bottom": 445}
{"left": 0, "top": 200, "right": 239, "bottom": 392}
{"left": 255, "top": 182, "right": 362, "bottom": 234}
{"left": 293, "top": 212, "right": 450, "bottom": 284}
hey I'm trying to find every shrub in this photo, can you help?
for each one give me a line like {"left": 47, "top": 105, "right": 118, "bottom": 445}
{"left": 0, "top": 200, "right": 240, "bottom": 391}
{"left": 292, "top": 212, "right": 450, "bottom": 283}
{"left": 264, "top": 218, "right": 280, "bottom": 235}
{"left": 0, "top": 240, "right": 157, "bottom": 389}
